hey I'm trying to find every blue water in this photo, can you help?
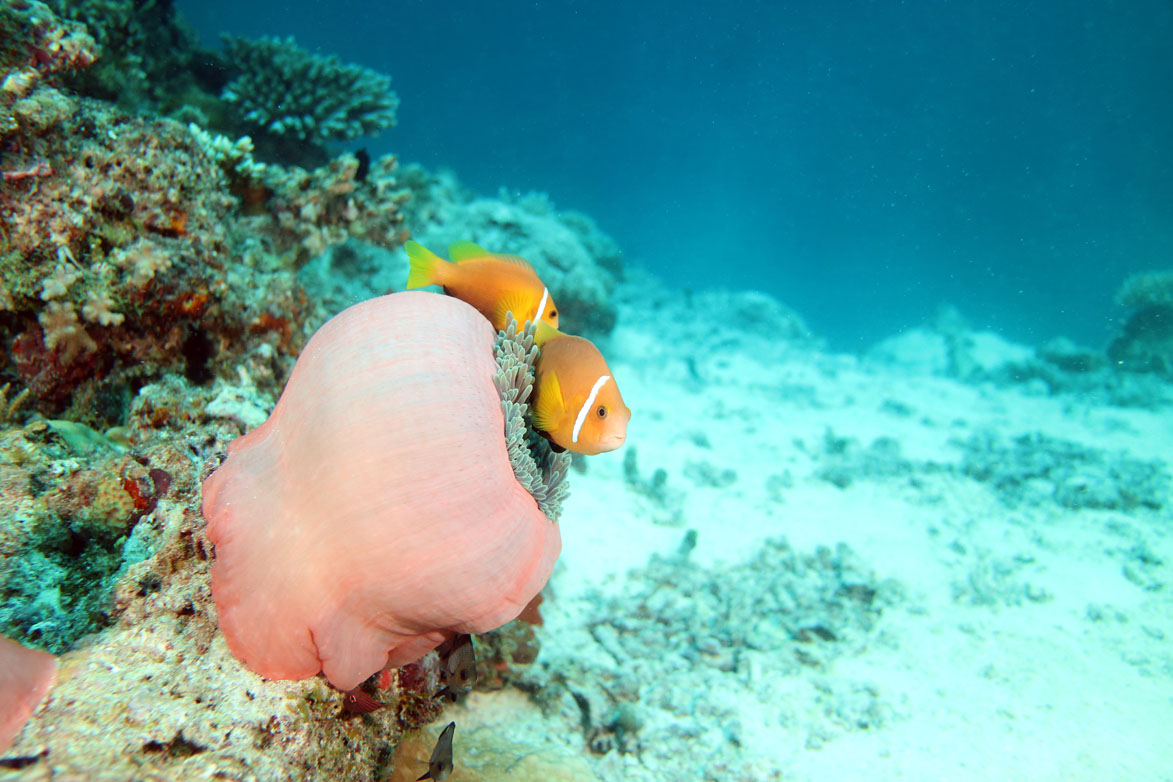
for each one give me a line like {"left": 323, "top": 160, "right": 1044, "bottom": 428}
{"left": 181, "top": 0, "right": 1173, "bottom": 350}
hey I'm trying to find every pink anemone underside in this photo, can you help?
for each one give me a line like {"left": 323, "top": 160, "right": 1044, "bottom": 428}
{"left": 0, "top": 635, "right": 57, "bottom": 752}
{"left": 202, "top": 292, "right": 561, "bottom": 691}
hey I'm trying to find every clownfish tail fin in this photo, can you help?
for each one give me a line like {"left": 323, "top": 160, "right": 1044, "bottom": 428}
{"left": 405, "top": 241, "right": 450, "bottom": 289}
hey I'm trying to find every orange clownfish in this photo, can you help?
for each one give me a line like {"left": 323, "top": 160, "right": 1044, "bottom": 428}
{"left": 531, "top": 323, "right": 630, "bottom": 455}
{"left": 405, "top": 240, "right": 559, "bottom": 334}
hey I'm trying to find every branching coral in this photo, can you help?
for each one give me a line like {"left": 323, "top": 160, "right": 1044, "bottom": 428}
{"left": 38, "top": 301, "right": 97, "bottom": 364}
{"left": 220, "top": 35, "right": 398, "bottom": 151}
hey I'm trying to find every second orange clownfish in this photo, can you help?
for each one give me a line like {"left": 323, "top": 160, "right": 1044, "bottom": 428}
{"left": 405, "top": 241, "right": 559, "bottom": 334}
{"left": 531, "top": 323, "right": 630, "bottom": 455}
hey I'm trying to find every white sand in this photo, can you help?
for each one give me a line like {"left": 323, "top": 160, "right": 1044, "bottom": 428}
{"left": 529, "top": 281, "right": 1173, "bottom": 781}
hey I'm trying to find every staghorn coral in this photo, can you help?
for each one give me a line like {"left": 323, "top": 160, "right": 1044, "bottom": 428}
{"left": 220, "top": 35, "right": 398, "bottom": 162}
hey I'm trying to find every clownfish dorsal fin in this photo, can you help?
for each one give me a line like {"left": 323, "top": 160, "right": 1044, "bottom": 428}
{"left": 448, "top": 241, "right": 491, "bottom": 262}
{"left": 531, "top": 369, "right": 565, "bottom": 434}
{"left": 492, "top": 253, "right": 537, "bottom": 271}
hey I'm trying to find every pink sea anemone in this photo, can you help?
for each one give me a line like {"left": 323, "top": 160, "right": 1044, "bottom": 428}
{"left": 0, "top": 636, "right": 57, "bottom": 753}
{"left": 202, "top": 292, "right": 560, "bottom": 691}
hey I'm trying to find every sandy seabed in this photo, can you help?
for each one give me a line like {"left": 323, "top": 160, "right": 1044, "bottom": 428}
{"left": 511, "top": 281, "right": 1172, "bottom": 782}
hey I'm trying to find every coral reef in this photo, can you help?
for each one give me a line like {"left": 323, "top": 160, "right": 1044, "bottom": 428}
{"left": 1, "top": 83, "right": 409, "bottom": 425}
{"left": 3, "top": 99, "right": 284, "bottom": 421}
{"left": 42, "top": 0, "right": 202, "bottom": 114}
{"left": 33, "top": 2, "right": 401, "bottom": 170}
{"left": 0, "top": 1, "right": 626, "bottom": 775}
{"left": 0, "top": 4, "right": 452, "bottom": 772}
{"left": 0, "top": 0, "right": 95, "bottom": 141}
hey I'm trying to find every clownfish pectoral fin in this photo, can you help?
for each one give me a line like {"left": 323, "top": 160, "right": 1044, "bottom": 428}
{"left": 448, "top": 241, "right": 492, "bottom": 262}
{"left": 494, "top": 293, "right": 537, "bottom": 333}
{"left": 531, "top": 369, "right": 565, "bottom": 434}
{"left": 405, "top": 241, "right": 449, "bottom": 289}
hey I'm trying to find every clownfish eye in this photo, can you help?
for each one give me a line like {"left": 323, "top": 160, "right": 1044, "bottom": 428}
{"left": 596, "top": 405, "right": 607, "bottom": 419}
{"left": 549, "top": 309, "right": 557, "bottom": 318}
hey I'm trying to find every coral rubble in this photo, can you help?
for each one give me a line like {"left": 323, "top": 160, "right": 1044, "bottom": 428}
{"left": 524, "top": 537, "right": 898, "bottom": 778}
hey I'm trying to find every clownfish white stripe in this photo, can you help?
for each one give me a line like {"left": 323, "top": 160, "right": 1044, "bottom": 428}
{"left": 532, "top": 287, "right": 549, "bottom": 326}
{"left": 572, "top": 375, "right": 611, "bottom": 444}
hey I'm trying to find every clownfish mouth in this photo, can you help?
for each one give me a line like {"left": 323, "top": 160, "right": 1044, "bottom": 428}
{"left": 599, "top": 432, "right": 626, "bottom": 451}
